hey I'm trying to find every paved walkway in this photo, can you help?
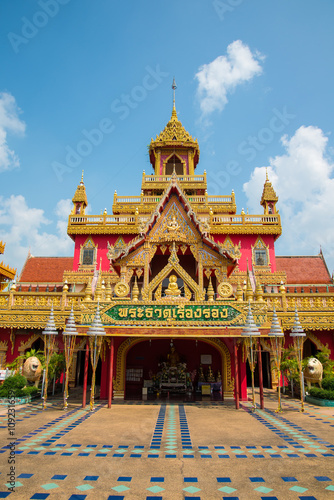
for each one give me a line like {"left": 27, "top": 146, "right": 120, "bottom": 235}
{"left": 0, "top": 391, "right": 333, "bottom": 499}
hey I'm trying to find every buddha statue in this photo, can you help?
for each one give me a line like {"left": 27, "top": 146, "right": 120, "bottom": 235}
{"left": 167, "top": 345, "right": 180, "bottom": 367}
{"left": 198, "top": 366, "right": 205, "bottom": 382}
{"left": 207, "top": 366, "right": 215, "bottom": 383}
{"left": 165, "top": 275, "right": 181, "bottom": 297}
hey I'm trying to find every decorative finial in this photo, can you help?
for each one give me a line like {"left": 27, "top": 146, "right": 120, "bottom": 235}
{"left": 81, "top": 170, "right": 84, "bottom": 184}
{"left": 265, "top": 167, "right": 269, "bottom": 182}
{"left": 172, "top": 77, "right": 177, "bottom": 117}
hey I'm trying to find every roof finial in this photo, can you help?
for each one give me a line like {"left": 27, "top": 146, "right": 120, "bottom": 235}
{"left": 265, "top": 167, "right": 269, "bottom": 182}
{"left": 81, "top": 170, "right": 84, "bottom": 185}
{"left": 172, "top": 77, "right": 177, "bottom": 118}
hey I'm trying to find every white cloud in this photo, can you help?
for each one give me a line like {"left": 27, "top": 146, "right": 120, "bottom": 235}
{"left": 195, "top": 40, "right": 264, "bottom": 116}
{"left": 0, "top": 92, "right": 26, "bottom": 172}
{"left": 0, "top": 195, "right": 74, "bottom": 274}
{"left": 243, "top": 125, "right": 334, "bottom": 271}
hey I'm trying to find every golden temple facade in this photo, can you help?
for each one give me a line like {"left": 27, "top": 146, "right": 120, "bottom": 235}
{"left": 0, "top": 101, "right": 333, "bottom": 401}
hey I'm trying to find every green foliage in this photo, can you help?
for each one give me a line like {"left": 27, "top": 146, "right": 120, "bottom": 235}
{"left": 315, "top": 346, "right": 334, "bottom": 378}
{"left": 0, "top": 374, "right": 27, "bottom": 397}
{"left": 281, "top": 346, "right": 299, "bottom": 382}
{"left": 21, "top": 386, "right": 39, "bottom": 397}
{"left": 309, "top": 387, "right": 334, "bottom": 400}
{"left": 48, "top": 353, "right": 65, "bottom": 380}
{"left": 322, "top": 377, "right": 334, "bottom": 391}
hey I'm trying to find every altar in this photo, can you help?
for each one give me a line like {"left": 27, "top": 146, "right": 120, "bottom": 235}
{"left": 158, "top": 364, "right": 189, "bottom": 393}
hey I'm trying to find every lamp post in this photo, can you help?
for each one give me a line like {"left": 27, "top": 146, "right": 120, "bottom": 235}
{"left": 87, "top": 303, "right": 106, "bottom": 411}
{"left": 62, "top": 306, "right": 78, "bottom": 410}
{"left": 42, "top": 305, "right": 58, "bottom": 410}
{"left": 268, "top": 306, "right": 284, "bottom": 412}
{"left": 242, "top": 302, "right": 260, "bottom": 411}
{"left": 290, "top": 306, "right": 306, "bottom": 412}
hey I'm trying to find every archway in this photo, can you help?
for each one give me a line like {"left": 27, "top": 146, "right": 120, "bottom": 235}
{"left": 114, "top": 337, "right": 232, "bottom": 400}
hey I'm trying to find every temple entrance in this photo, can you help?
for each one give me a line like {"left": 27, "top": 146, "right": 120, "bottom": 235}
{"left": 125, "top": 339, "right": 223, "bottom": 401}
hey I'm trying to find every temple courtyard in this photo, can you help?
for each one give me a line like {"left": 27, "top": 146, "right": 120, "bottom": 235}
{"left": 0, "top": 392, "right": 334, "bottom": 500}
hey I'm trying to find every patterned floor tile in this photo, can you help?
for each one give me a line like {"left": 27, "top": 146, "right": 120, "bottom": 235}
{"left": 183, "top": 486, "right": 201, "bottom": 493}
{"left": 112, "top": 486, "right": 130, "bottom": 493}
{"left": 218, "top": 486, "right": 237, "bottom": 493}
{"left": 147, "top": 486, "right": 165, "bottom": 493}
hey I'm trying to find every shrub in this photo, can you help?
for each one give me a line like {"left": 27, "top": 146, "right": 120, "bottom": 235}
{"left": 21, "top": 386, "right": 39, "bottom": 397}
{"left": 0, "top": 374, "right": 27, "bottom": 398}
{"left": 322, "top": 377, "right": 334, "bottom": 391}
{"left": 309, "top": 387, "right": 334, "bottom": 400}
{"left": 315, "top": 347, "right": 334, "bottom": 378}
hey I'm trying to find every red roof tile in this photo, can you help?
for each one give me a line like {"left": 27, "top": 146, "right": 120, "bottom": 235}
{"left": 19, "top": 257, "right": 73, "bottom": 283}
{"left": 276, "top": 256, "right": 332, "bottom": 284}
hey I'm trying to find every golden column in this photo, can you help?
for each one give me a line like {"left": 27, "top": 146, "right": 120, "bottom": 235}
{"left": 62, "top": 306, "right": 78, "bottom": 410}
{"left": 290, "top": 306, "right": 306, "bottom": 412}
{"left": 42, "top": 306, "right": 58, "bottom": 410}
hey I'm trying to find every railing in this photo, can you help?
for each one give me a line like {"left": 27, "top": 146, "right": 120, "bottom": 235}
{"left": 212, "top": 214, "right": 280, "bottom": 225}
{"left": 113, "top": 194, "right": 234, "bottom": 205}
{"left": 69, "top": 213, "right": 280, "bottom": 227}
{"left": 70, "top": 215, "right": 136, "bottom": 225}
{"left": 143, "top": 175, "right": 205, "bottom": 183}
{"left": 0, "top": 291, "right": 85, "bottom": 311}
{"left": 208, "top": 196, "right": 234, "bottom": 204}
{"left": 1, "top": 291, "right": 334, "bottom": 313}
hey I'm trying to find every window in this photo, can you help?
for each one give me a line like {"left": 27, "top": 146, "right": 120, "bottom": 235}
{"left": 82, "top": 248, "right": 94, "bottom": 265}
{"left": 254, "top": 249, "right": 267, "bottom": 266}
{"left": 252, "top": 237, "right": 269, "bottom": 267}
{"left": 165, "top": 155, "right": 184, "bottom": 175}
{"left": 80, "top": 238, "right": 96, "bottom": 267}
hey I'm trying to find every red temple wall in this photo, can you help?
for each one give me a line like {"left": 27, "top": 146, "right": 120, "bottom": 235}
{"left": 73, "top": 234, "right": 134, "bottom": 271}
{"left": 213, "top": 234, "right": 277, "bottom": 272}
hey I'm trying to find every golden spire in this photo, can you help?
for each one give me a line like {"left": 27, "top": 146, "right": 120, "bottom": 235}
{"left": 172, "top": 77, "right": 177, "bottom": 119}
{"left": 260, "top": 169, "right": 278, "bottom": 207}
{"left": 72, "top": 172, "right": 88, "bottom": 207}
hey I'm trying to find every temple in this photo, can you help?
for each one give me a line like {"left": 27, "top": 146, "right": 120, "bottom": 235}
{"left": 0, "top": 92, "right": 333, "bottom": 403}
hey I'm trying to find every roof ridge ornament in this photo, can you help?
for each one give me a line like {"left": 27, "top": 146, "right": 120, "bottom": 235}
{"left": 172, "top": 77, "right": 177, "bottom": 118}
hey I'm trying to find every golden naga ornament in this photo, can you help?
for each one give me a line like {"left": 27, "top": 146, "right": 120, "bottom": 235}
{"left": 217, "top": 282, "right": 233, "bottom": 298}
{"left": 114, "top": 281, "right": 130, "bottom": 297}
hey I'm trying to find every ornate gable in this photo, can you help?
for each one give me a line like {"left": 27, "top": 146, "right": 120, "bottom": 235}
{"left": 149, "top": 195, "right": 200, "bottom": 244}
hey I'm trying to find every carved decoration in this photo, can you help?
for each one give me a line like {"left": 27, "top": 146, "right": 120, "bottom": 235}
{"left": 149, "top": 198, "right": 200, "bottom": 244}
{"left": 114, "top": 282, "right": 130, "bottom": 297}
{"left": 204, "top": 269, "right": 212, "bottom": 279}
{"left": 217, "top": 237, "right": 241, "bottom": 260}
{"left": 154, "top": 283, "right": 162, "bottom": 300}
{"left": 143, "top": 244, "right": 204, "bottom": 301}
{"left": 135, "top": 268, "right": 143, "bottom": 278}
{"left": 218, "top": 282, "right": 233, "bottom": 298}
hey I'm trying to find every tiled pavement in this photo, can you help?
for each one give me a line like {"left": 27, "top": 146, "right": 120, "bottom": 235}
{"left": 0, "top": 394, "right": 333, "bottom": 499}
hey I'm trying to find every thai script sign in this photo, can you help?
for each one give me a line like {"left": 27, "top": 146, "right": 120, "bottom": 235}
{"left": 104, "top": 303, "right": 241, "bottom": 323}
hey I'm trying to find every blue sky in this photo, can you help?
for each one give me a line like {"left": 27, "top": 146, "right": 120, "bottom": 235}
{"left": 1, "top": 0, "right": 334, "bottom": 275}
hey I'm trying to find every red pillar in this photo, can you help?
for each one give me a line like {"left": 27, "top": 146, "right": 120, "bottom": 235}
{"left": 108, "top": 338, "right": 114, "bottom": 408}
{"left": 258, "top": 339, "right": 264, "bottom": 409}
{"left": 82, "top": 338, "right": 89, "bottom": 408}
{"left": 234, "top": 338, "right": 240, "bottom": 409}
